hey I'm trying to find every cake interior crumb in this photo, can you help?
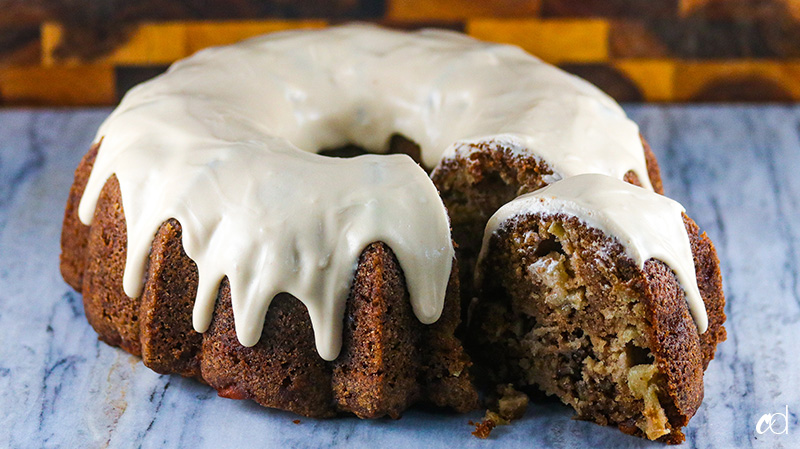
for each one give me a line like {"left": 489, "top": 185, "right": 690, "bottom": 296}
{"left": 471, "top": 216, "right": 673, "bottom": 440}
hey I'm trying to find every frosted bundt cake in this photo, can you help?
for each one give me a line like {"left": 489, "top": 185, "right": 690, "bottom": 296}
{"left": 59, "top": 24, "right": 724, "bottom": 439}
{"left": 470, "top": 174, "right": 726, "bottom": 443}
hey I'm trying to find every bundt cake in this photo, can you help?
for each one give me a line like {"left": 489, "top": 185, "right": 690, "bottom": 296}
{"left": 59, "top": 24, "right": 724, "bottom": 440}
{"left": 469, "top": 174, "right": 726, "bottom": 443}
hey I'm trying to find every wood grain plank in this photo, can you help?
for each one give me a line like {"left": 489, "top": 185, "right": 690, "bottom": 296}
{"left": 542, "top": 0, "right": 678, "bottom": 18}
{"left": 467, "top": 19, "right": 609, "bottom": 64}
{"left": 105, "top": 23, "right": 187, "bottom": 65}
{"left": 185, "top": 20, "right": 327, "bottom": 53}
{"left": 40, "top": 22, "right": 62, "bottom": 67}
{"left": 43, "top": 20, "right": 330, "bottom": 66}
{"left": 615, "top": 59, "right": 676, "bottom": 102}
{"left": 43, "top": 22, "right": 186, "bottom": 66}
{"left": 387, "top": 0, "right": 541, "bottom": 21}
{"left": 609, "top": 20, "right": 671, "bottom": 58}
{"left": 680, "top": 0, "right": 799, "bottom": 19}
{"left": 559, "top": 63, "right": 644, "bottom": 101}
{"left": 0, "top": 65, "right": 114, "bottom": 106}
{"left": 675, "top": 60, "right": 800, "bottom": 101}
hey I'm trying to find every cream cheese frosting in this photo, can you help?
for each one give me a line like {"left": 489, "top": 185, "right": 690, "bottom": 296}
{"left": 78, "top": 24, "right": 655, "bottom": 360}
{"left": 479, "top": 174, "right": 708, "bottom": 333}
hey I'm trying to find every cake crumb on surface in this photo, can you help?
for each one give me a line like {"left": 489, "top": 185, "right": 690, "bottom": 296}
{"left": 472, "top": 416, "right": 497, "bottom": 439}
{"left": 471, "top": 384, "right": 530, "bottom": 439}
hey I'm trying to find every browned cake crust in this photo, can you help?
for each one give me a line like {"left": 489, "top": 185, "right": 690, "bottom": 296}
{"left": 60, "top": 143, "right": 478, "bottom": 418}
{"left": 470, "top": 212, "right": 726, "bottom": 443}
{"left": 140, "top": 218, "right": 202, "bottom": 378}
{"left": 431, "top": 136, "right": 664, "bottom": 318}
{"left": 60, "top": 142, "right": 99, "bottom": 292}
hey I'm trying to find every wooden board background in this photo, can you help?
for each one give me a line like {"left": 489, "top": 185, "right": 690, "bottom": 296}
{"left": 2, "top": 0, "right": 800, "bottom": 105}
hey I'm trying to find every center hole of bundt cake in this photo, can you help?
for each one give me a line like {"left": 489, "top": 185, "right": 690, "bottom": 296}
{"left": 317, "top": 134, "right": 430, "bottom": 171}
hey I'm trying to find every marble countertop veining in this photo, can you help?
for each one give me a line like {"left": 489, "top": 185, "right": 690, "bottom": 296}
{"left": 0, "top": 106, "right": 798, "bottom": 448}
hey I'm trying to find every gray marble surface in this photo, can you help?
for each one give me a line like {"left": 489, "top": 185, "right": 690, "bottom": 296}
{"left": 0, "top": 106, "right": 798, "bottom": 448}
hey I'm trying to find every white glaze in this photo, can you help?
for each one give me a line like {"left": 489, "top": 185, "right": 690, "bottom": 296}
{"left": 479, "top": 174, "right": 708, "bottom": 333}
{"left": 78, "top": 24, "right": 654, "bottom": 360}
